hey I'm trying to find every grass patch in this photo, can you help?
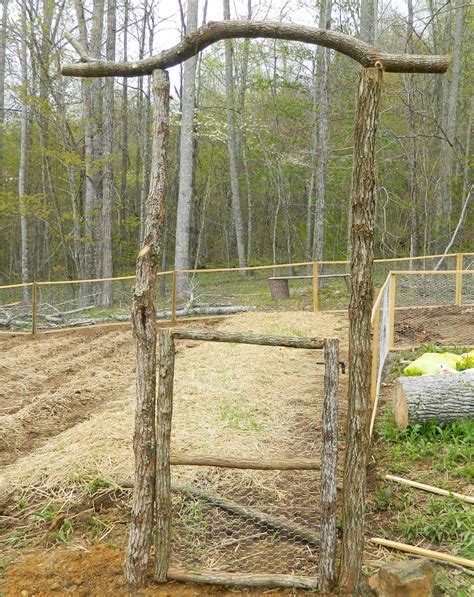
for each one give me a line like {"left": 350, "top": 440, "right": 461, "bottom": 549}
{"left": 395, "top": 497, "right": 474, "bottom": 558}
{"left": 378, "top": 408, "right": 474, "bottom": 480}
{"left": 220, "top": 403, "right": 264, "bottom": 432}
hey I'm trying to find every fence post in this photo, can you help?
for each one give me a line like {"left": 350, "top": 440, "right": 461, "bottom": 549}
{"left": 312, "top": 262, "right": 319, "bottom": 313}
{"left": 455, "top": 253, "right": 463, "bottom": 307}
{"left": 154, "top": 328, "right": 175, "bottom": 581}
{"left": 319, "top": 337, "right": 339, "bottom": 593}
{"left": 31, "top": 282, "right": 38, "bottom": 336}
{"left": 370, "top": 306, "right": 381, "bottom": 404}
{"left": 171, "top": 270, "right": 177, "bottom": 325}
{"left": 388, "top": 273, "right": 397, "bottom": 350}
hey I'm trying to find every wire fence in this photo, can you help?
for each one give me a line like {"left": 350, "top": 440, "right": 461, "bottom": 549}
{"left": 370, "top": 268, "right": 474, "bottom": 423}
{"left": 1, "top": 252, "right": 471, "bottom": 334}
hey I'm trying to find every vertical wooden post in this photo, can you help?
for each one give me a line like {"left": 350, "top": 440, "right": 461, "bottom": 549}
{"left": 171, "top": 270, "right": 177, "bottom": 324}
{"left": 319, "top": 337, "right": 339, "bottom": 593}
{"left": 31, "top": 282, "right": 38, "bottom": 336}
{"left": 388, "top": 272, "right": 397, "bottom": 350}
{"left": 339, "top": 66, "right": 382, "bottom": 594}
{"left": 312, "top": 261, "right": 319, "bottom": 312}
{"left": 155, "top": 329, "right": 175, "bottom": 581}
{"left": 125, "top": 69, "right": 170, "bottom": 589}
{"left": 455, "top": 253, "right": 463, "bottom": 306}
{"left": 370, "top": 306, "right": 381, "bottom": 404}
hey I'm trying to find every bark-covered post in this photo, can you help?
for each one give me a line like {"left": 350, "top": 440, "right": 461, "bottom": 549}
{"left": 155, "top": 328, "right": 175, "bottom": 581}
{"left": 319, "top": 337, "right": 339, "bottom": 592}
{"left": 124, "top": 69, "right": 170, "bottom": 589}
{"left": 339, "top": 66, "right": 382, "bottom": 594}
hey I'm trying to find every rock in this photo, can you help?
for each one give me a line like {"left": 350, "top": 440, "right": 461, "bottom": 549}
{"left": 369, "top": 558, "right": 435, "bottom": 597}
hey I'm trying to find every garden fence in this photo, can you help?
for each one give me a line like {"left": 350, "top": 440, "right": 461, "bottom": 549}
{"left": 1, "top": 252, "right": 471, "bottom": 334}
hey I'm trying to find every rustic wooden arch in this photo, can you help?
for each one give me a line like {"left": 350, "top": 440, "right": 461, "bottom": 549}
{"left": 62, "top": 22, "right": 450, "bottom": 594}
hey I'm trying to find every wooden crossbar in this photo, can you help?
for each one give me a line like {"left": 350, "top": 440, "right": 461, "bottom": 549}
{"left": 170, "top": 454, "right": 321, "bottom": 470}
{"left": 269, "top": 274, "right": 349, "bottom": 280}
{"left": 171, "top": 329, "right": 325, "bottom": 349}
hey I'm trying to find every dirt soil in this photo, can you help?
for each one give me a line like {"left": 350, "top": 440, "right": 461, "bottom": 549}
{"left": 0, "top": 312, "right": 349, "bottom": 595}
{"left": 394, "top": 305, "right": 474, "bottom": 347}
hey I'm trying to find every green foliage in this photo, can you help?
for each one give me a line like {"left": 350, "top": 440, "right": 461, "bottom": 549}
{"left": 220, "top": 403, "right": 263, "bottom": 432}
{"left": 84, "top": 478, "right": 114, "bottom": 496}
{"left": 379, "top": 408, "right": 474, "bottom": 481}
{"left": 395, "top": 497, "right": 474, "bottom": 559}
{"left": 456, "top": 355, "right": 474, "bottom": 371}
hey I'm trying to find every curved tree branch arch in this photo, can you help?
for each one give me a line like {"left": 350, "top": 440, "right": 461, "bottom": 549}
{"left": 61, "top": 19, "right": 450, "bottom": 595}
{"left": 62, "top": 19, "right": 451, "bottom": 78}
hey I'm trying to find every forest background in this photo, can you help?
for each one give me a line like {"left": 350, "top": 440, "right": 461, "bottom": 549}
{"left": 0, "top": 0, "right": 472, "bottom": 292}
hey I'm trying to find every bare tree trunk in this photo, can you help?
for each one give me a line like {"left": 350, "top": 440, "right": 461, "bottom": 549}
{"left": 407, "top": 0, "right": 418, "bottom": 259}
{"left": 223, "top": 0, "right": 246, "bottom": 268}
{"left": 175, "top": 0, "right": 199, "bottom": 299}
{"left": 436, "top": 0, "right": 463, "bottom": 250}
{"left": 124, "top": 69, "right": 170, "bottom": 589}
{"left": 19, "top": 0, "right": 29, "bottom": 300}
{"left": 74, "top": 0, "right": 104, "bottom": 284}
{"left": 347, "top": 0, "right": 378, "bottom": 259}
{"left": 100, "top": 0, "right": 116, "bottom": 307}
{"left": 119, "top": 0, "right": 129, "bottom": 243}
{"left": 312, "top": 0, "right": 332, "bottom": 263}
{"left": 0, "top": 0, "right": 7, "bottom": 188}
{"left": 339, "top": 66, "right": 382, "bottom": 594}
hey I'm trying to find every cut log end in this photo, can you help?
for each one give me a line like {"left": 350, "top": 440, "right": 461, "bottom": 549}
{"left": 392, "top": 369, "right": 474, "bottom": 428}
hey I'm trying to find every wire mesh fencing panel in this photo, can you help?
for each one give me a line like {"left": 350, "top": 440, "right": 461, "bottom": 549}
{"left": 0, "top": 283, "right": 33, "bottom": 332}
{"left": 163, "top": 334, "right": 345, "bottom": 586}
{"left": 371, "top": 276, "right": 392, "bottom": 404}
{"left": 393, "top": 271, "right": 474, "bottom": 348}
{"left": 317, "top": 262, "right": 350, "bottom": 311}
{"left": 176, "top": 263, "right": 315, "bottom": 318}
{"left": 36, "top": 278, "right": 136, "bottom": 330}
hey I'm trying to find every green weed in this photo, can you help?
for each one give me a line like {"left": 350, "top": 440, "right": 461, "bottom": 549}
{"left": 220, "top": 403, "right": 263, "bottom": 432}
{"left": 395, "top": 497, "right": 474, "bottom": 558}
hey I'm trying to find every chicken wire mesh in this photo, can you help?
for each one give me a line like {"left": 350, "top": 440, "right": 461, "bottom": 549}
{"left": 165, "top": 341, "right": 347, "bottom": 578}
{"left": 32, "top": 273, "right": 173, "bottom": 330}
{"left": 176, "top": 263, "right": 315, "bottom": 315}
{"left": 393, "top": 271, "right": 474, "bottom": 348}
{"left": 0, "top": 283, "right": 33, "bottom": 332}
{"left": 372, "top": 277, "right": 392, "bottom": 401}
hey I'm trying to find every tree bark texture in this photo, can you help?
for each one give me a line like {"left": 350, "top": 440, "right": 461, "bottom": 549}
{"left": 62, "top": 20, "right": 451, "bottom": 78}
{"left": 175, "top": 0, "right": 199, "bottom": 299}
{"left": 339, "top": 66, "right": 382, "bottom": 594}
{"left": 319, "top": 337, "right": 339, "bottom": 593}
{"left": 171, "top": 329, "right": 325, "bottom": 349}
{"left": 154, "top": 329, "right": 175, "bottom": 581}
{"left": 393, "top": 370, "right": 474, "bottom": 428}
{"left": 100, "top": 0, "right": 116, "bottom": 307}
{"left": 312, "top": 0, "right": 332, "bottom": 263}
{"left": 167, "top": 568, "right": 319, "bottom": 590}
{"left": 0, "top": 0, "right": 7, "bottom": 187}
{"left": 19, "top": 0, "right": 29, "bottom": 300}
{"left": 224, "top": 0, "right": 247, "bottom": 269}
{"left": 124, "top": 69, "right": 170, "bottom": 589}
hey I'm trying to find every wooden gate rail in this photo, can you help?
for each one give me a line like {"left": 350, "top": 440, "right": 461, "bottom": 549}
{"left": 171, "top": 329, "right": 325, "bottom": 349}
{"left": 151, "top": 329, "right": 340, "bottom": 590}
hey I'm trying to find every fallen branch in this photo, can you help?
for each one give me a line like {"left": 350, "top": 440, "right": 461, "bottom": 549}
{"left": 370, "top": 538, "right": 474, "bottom": 570}
{"left": 385, "top": 474, "right": 474, "bottom": 505}
{"left": 119, "top": 480, "right": 321, "bottom": 547}
{"left": 167, "top": 567, "right": 319, "bottom": 589}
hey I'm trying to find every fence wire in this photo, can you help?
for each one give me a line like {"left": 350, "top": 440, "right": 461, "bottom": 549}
{"left": 393, "top": 271, "right": 473, "bottom": 348}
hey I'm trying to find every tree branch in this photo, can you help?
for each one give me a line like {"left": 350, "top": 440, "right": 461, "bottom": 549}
{"left": 62, "top": 20, "right": 451, "bottom": 78}
{"left": 63, "top": 31, "right": 96, "bottom": 63}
